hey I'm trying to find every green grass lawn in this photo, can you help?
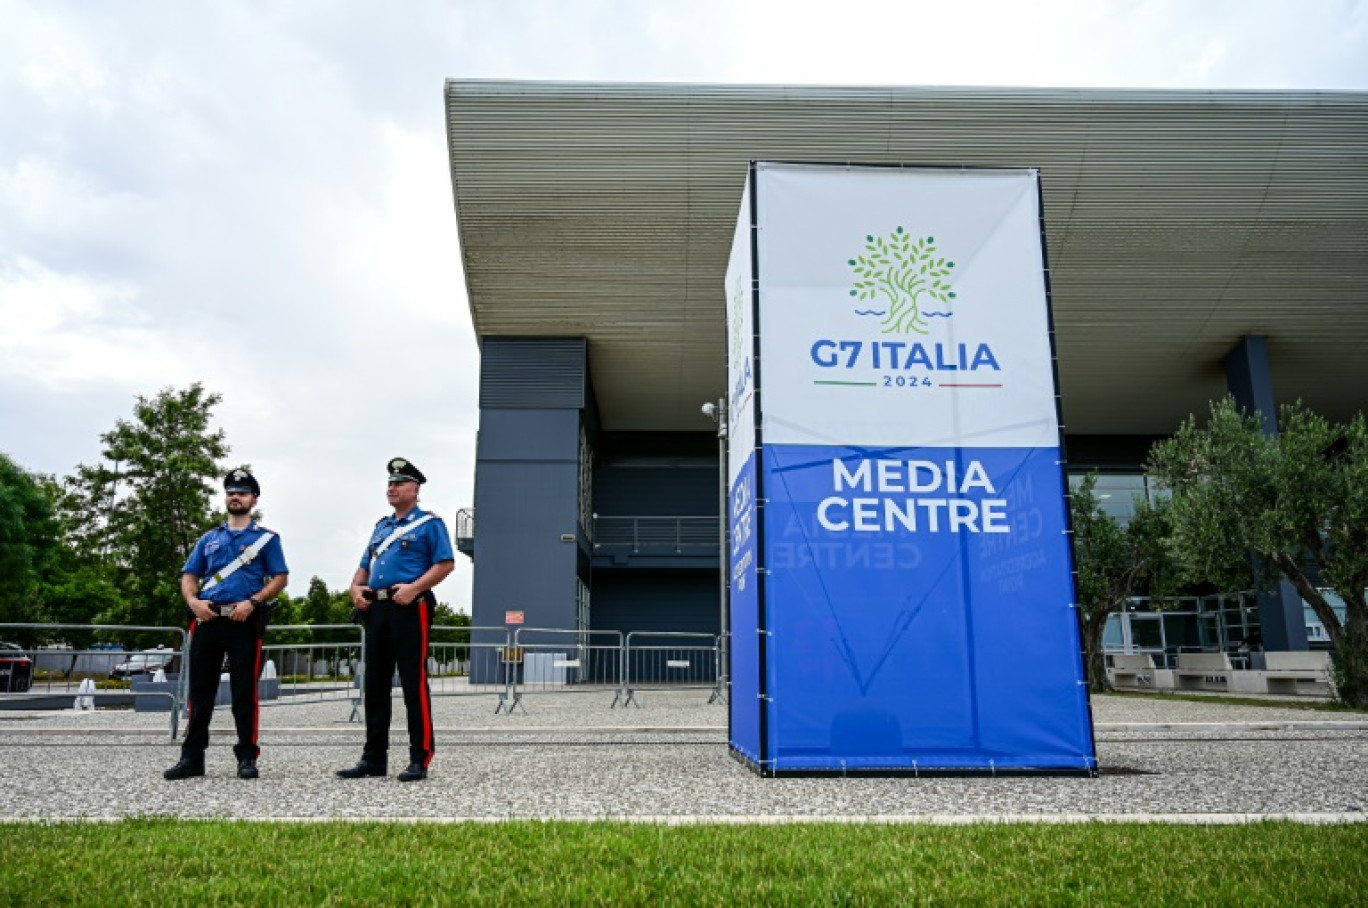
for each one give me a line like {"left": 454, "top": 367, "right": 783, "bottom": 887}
{"left": 2, "top": 820, "right": 1365, "bottom": 905}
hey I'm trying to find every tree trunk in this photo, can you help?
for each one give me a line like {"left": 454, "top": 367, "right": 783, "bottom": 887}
{"left": 1272, "top": 553, "right": 1368, "bottom": 708}
{"left": 1272, "top": 553, "right": 1344, "bottom": 645}
{"left": 1080, "top": 609, "right": 1112, "bottom": 694}
{"left": 1331, "top": 624, "right": 1368, "bottom": 710}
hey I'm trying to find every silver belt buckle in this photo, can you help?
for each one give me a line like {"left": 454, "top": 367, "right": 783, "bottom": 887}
{"left": 216, "top": 603, "right": 236, "bottom": 617}
{"left": 376, "top": 589, "right": 392, "bottom": 601}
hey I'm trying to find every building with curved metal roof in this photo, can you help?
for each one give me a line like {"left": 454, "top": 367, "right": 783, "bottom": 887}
{"left": 445, "top": 80, "right": 1368, "bottom": 659}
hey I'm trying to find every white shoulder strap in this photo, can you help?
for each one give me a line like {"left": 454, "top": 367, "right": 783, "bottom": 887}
{"left": 200, "top": 531, "right": 276, "bottom": 592}
{"left": 373, "top": 514, "right": 436, "bottom": 560}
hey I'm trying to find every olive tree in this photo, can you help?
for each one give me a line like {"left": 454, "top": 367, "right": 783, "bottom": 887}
{"left": 1147, "top": 399, "right": 1368, "bottom": 707}
{"left": 1069, "top": 474, "right": 1179, "bottom": 692}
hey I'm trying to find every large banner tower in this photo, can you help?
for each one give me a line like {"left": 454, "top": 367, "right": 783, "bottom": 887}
{"left": 725, "top": 162, "right": 1096, "bottom": 775}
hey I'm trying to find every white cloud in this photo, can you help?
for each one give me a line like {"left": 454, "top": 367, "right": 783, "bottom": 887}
{"left": 1, "top": 0, "right": 1364, "bottom": 611}
{"left": 0, "top": 256, "right": 191, "bottom": 387}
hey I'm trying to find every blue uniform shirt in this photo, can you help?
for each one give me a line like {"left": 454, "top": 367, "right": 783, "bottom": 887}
{"left": 360, "top": 507, "right": 454, "bottom": 589}
{"left": 182, "top": 522, "right": 289, "bottom": 604}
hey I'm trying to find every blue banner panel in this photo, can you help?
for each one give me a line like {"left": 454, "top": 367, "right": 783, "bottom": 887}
{"left": 727, "top": 454, "right": 763, "bottom": 763}
{"left": 761, "top": 443, "right": 1094, "bottom": 772}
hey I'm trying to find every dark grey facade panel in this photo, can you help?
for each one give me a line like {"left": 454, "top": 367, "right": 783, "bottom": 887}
{"left": 596, "top": 431, "right": 717, "bottom": 461}
{"left": 590, "top": 570, "right": 721, "bottom": 638}
{"left": 1063, "top": 435, "right": 1167, "bottom": 472}
{"left": 593, "top": 463, "right": 718, "bottom": 517}
{"left": 470, "top": 459, "right": 580, "bottom": 631}
{"left": 479, "top": 337, "right": 587, "bottom": 409}
{"left": 477, "top": 409, "right": 581, "bottom": 461}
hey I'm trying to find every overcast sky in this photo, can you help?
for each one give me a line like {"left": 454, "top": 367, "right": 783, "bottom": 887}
{"left": 2, "top": 0, "right": 1365, "bottom": 611}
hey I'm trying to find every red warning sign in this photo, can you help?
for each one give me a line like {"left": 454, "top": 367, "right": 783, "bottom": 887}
{"left": 505, "top": 610, "right": 525, "bottom": 625}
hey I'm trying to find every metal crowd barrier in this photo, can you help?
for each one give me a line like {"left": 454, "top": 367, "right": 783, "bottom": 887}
{"left": 0, "top": 623, "right": 189, "bottom": 738}
{"left": 259, "top": 624, "right": 365, "bottom": 721}
{"left": 426, "top": 625, "right": 518, "bottom": 713}
{"left": 715, "top": 631, "right": 730, "bottom": 705}
{"left": 507, "top": 627, "right": 625, "bottom": 711}
{"left": 620, "top": 631, "right": 723, "bottom": 708}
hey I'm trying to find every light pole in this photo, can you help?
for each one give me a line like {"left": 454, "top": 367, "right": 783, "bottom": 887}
{"left": 701, "top": 398, "right": 729, "bottom": 704}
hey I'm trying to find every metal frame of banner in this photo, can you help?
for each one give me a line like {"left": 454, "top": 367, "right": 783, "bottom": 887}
{"left": 1035, "top": 170, "right": 1102, "bottom": 771}
{"left": 727, "top": 161, "right": 1098, "bottom": 778}
{"left": 747, "top": 160, "right": 774, "bottom": 774}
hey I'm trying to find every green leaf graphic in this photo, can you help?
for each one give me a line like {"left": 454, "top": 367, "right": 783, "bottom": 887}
{"left": 847, "top": 226, "right": 960, "bottom": 334}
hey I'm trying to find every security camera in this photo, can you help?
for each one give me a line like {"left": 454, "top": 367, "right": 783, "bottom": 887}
{"left": 701, "top": 402, "right": 718, "bottom": 419}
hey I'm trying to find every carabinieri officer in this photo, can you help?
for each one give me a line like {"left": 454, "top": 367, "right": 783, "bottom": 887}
{"left": 337, "top": 457, "right": 454, "bottom": 782}
{"left": 165, "top": 468, "right": 288, "bottom": 781}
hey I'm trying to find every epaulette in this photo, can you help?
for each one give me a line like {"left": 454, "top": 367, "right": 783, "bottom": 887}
{"left": 256, "top": 525, "right": 276, "bottom": 535}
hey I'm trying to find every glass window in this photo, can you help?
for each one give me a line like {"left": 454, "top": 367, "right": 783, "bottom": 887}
{"left": 1102, "top": 614, "right": 1123, "bottom": 650}
{"left": 1067, "top": 472, "right": 1163, "bottom": 524}
{"left": 1130, "top": 615, "right": 1163, "bottom": 649}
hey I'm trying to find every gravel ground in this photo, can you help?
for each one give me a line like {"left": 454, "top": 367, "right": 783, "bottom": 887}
{"left": 1, "top": 692, "right": 1365, "bottom": 821}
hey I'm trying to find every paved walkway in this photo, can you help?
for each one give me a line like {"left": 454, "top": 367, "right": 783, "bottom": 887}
{"left": 1, "top": 692, "right": 1364, "bottom": 822}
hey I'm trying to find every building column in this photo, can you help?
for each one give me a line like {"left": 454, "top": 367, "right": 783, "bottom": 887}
{"left": 471, "top": 338, "right": 591, "bottom": 646}
{"left": 1224, "top": 335, "right": 1308, "bottom": 652}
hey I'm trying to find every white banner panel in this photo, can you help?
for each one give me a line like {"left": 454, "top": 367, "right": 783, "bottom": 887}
{"left": 755, "top": 163, "right": 1059, "bottom": 450}
{"left": 724, "top": 172, "right": 763, "bottom": 763}
{"left": 729, "top": 162, "right": 1095, "bottom": 775}
{"left": 725, "top": 177, "right": 756, "bottom": 489}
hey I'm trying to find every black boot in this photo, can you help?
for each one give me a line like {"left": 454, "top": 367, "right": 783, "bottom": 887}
{"left": 335, "top": 759, "right": 386, "bottom": 779}
{"left": 237, "top": 757, "right": 259, "bottom": 780}
{"left": 164, "top": 757, "right": 205, "bottom": 780}
{"left": 397, "top": 762, "right": 427, "bottom": 782}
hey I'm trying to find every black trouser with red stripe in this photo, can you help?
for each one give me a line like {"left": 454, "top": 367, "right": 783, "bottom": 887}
{"left": 182, "top": 616, "right": 263, "bottom": 762}
{"left": 361, "top": 592, "right": 435, "bottom": 768}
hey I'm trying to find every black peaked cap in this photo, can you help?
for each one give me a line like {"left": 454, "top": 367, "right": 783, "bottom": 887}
{"left": 387, "top": 457, "right": 426, "bottom": 485}
{"left": 224, "top": 468, "right": 260, "bottom": 495}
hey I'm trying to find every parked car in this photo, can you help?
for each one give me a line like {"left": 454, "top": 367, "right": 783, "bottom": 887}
{"left": 109, "top": 648, "right": 180, "bottom": 680}
{"left": 0, "top": 642, "right": 34, "bottom": 692}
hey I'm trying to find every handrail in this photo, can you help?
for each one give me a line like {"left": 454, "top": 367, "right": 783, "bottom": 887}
{"left": 592, "top": 515, "right": 715, "bottom": 550}
{"left": 455, "top": 508, "right": 475, "bottom": 543}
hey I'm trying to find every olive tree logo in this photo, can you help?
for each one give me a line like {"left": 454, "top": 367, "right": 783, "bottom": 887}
{"left": 849, "top": 226, "right": 957, "bottom": 334}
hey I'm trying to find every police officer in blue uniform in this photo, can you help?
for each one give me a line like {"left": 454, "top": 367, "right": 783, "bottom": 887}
{"left": 337, "top": 457, "right": 455, "bottom": 782}
{"left": 165, "top": 468, "right": 289, "bottom": 780}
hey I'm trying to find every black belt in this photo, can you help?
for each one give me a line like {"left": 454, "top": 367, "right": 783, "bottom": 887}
{"left": 364, "top": 587, "right": 433, "bottom": 603}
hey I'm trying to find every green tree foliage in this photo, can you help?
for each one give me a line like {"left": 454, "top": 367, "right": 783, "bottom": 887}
{"left": 264, "top": 591, "right": 307, "bottom": 644}
{"left": 848, "top": 227, "right": 956, "bottom": 335}
{"left": 1147, "top": 398, "right": 1368, "bottom": 707}
{"left": 56, "top": 385, "right": 228, "bottom": 636}
{"left": 0, "top": 453, "right": 62, "bottom": 632}
{"left": 431, "top": 601, "right": 471, "bottom": 652}
{"left": 301, "top": 576, "right": 336, "bottom": 627}
{"left": 1069, "top": 474, "right": 1180, "bottom": 692}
